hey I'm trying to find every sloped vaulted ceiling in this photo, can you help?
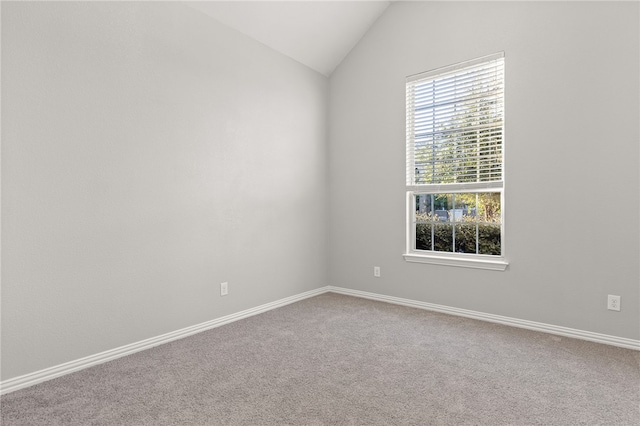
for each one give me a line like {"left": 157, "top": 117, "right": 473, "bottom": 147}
{"left": 187, "top": 1, "right": 391, "bottom": 76}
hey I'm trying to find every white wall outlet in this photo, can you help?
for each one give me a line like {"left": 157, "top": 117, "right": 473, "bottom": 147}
{"left": 220, "top": 282, "right": 228, "bottom": 296}
{"left": 373, "top": 266, "right": 381, "bottom": 277}
{"left": 607, "top": 295, "right": 620, "bottom": 311}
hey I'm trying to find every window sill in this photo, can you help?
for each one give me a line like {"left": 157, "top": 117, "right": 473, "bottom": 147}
{"left": 403, "top": 253, "right": 509, "bottom": 271}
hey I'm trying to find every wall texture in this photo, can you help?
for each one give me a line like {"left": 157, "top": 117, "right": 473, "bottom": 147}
{"left": 1, "top": 2, "right": 328, "bottom": 380}
{"left": 328, "top": 2, "right": 640, "bottom": 339}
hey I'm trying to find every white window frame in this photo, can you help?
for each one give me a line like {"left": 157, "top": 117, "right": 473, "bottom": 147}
{"left": 403, "top": 53, "right": 508, "bottom": 271}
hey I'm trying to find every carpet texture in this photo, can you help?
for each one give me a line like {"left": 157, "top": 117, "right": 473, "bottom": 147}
{"left": 1, "top": 293, "right": 639, "bottom": 425}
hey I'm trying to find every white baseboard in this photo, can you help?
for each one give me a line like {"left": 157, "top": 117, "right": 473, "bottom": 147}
{"left": 3, "top": 284, "right": 638, "bottom": 395}
{"left": 327, "top": 286, "right": 640, "bottom": 351}
{"left": 0, "top": 286, "right": 329, "bottom": 395}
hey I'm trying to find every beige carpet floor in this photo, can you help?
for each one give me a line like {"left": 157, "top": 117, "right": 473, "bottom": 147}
{"left": 1, "top": 292, "right": 639, "bottom": 425}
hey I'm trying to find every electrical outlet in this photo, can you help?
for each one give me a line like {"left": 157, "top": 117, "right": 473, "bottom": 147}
{"left": 221, "top": 282, "right": 228, "bottom": 296}
{"left": 607, "top": 295, "right": 620, "bottom": 311}
{"left": 374, "top": 266, "right": 381, "bottom": 277}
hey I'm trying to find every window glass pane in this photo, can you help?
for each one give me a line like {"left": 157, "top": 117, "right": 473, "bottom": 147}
{"left": 454, "top": 193, "right": 478, "bottom": 220}
{"left": 454, "top": 193, "right": 478, "bottom": 253}
{"left": 416, "top": 223, "right": 432, "bottom": 251}
{"left": 434, "top": 222, "right": 453, "bottom": 253}
{"left": 477, "top": 192, "right": 501, "bottom": 222}
{"left": 477, "top": 192, "right": 501, "bottom": 255}
{"left": 416, "top": 194, "right": 434, "bottom": 251}
{"left": 415, "top": 194, "right": 433, "bottom": 216}
{"left": 479, "top": 223, "right": 501, "bottom": 255}
{"left": 455, "top": 223, "right": 477, "bottom": 253}
{"left": 434, "top": 193, "right": 451, "bottom": 217}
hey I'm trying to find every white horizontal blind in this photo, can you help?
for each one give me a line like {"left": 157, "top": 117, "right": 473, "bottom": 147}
{"left": 406, "top": 53, "right": 504, "bottom": 187}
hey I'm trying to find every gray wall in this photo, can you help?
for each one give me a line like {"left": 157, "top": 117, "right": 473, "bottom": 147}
{"left": 328, "top": 2, "right": 640, "bottom": 339}
{"left": 1, "top": 2, "right": 328, "bottom": 380}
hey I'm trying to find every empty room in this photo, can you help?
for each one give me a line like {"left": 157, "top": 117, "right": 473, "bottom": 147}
{"left": 1, "top": 1, "right": 639, "bottom": 424}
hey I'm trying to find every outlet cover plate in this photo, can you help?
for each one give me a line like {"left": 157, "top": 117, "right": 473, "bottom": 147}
{"left": 607, "top": 295, "right": 620, "bottom": 311}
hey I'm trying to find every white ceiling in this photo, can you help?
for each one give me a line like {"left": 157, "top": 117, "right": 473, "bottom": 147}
{"left": 186, "top": 1, "right": 391, "bottom": 76}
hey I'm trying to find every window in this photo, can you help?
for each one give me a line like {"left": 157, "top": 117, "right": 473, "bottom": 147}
{"left": 404, "top": 53, "right": 508, "bottom": 270}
